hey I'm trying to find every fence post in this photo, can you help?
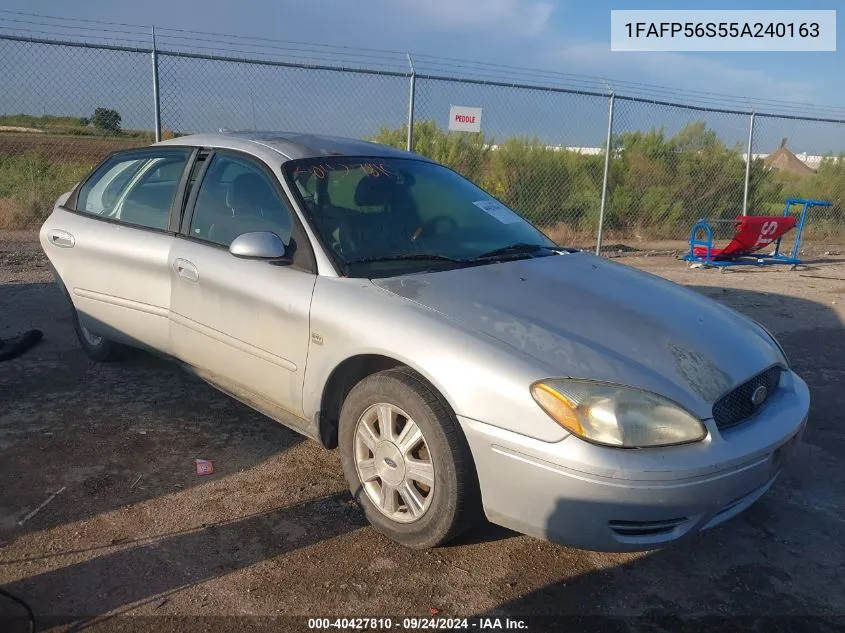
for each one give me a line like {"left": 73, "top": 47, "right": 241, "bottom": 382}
{"left": 742, "top": 111, "right": 755, "bottom": 216}
{"left": 406, "top": 53, "right": 416, "bottom": 152}
{"left": 151, "top": 26, "right": 162, "bottom": 143}
{"left": 596, "top": 93, "right": 615, "bottom": 255}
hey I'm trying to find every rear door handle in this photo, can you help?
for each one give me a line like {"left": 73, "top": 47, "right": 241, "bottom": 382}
{"left": 47, "top": 229, "right": 75, "bottom": 248}
{"left": 173, "top": 258, "right": 199, "bottom": 282}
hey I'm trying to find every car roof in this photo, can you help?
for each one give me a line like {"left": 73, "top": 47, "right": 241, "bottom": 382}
{"left": 156, "top": 131, "right": 428, "bottom": 162}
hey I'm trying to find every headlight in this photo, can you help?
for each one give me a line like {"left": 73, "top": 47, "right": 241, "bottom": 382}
{"left": 530, "top": 379, "right": 707, "bottom": 448}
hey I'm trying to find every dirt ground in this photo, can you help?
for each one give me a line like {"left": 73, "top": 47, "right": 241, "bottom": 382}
{"left": 0, "top": 134, "right": 144, "bottom": 161}
{"left": 1, "top": 230, "right": 845, "bottom": 633}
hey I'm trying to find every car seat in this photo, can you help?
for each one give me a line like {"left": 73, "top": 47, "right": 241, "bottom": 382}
{"left": 209, "top": 172, "right": 292, "bottom": 246}
{"left": 348, "top": 175, "right": 420, "bottom": 256}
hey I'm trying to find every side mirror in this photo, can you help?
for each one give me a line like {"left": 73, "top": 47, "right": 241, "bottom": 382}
{"left": 229, "top": 231, "right": 286, "bottom": 259}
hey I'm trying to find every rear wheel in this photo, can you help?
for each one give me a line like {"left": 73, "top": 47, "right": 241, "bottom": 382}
{"left": 72, "top": 309, "right": 127, "bottom": 362}
{"left": 63, "top": 289, "right": 127, "bottom": 362}
{"left": 338, "top": 367, "right": 481, "bottom": 549}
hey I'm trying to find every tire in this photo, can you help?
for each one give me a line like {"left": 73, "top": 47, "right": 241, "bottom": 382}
{"left": 338, "top": 367, "right": 481, "bottom": 549}
{"left": 65, "top": 294, "right": 127, "bottom": 363}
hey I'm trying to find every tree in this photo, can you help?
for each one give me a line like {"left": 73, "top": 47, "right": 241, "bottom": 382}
{"left": 91, "top": 107, "right": 122, "bottom": 133}
{"left": 671, "top": 120, "right": 719, "bottom": 152}
{"left": 369, "top": 119, "right": 798, "bottom": 240}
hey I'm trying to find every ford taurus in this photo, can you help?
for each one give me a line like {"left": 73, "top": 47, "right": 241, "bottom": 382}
{"left": 39, "top": 132, "right": 809, "bottom": 551}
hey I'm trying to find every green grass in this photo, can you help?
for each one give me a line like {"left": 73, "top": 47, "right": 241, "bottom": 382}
{"left": 0, "top": 113, "right": 156, "bottom": 141}
{"left": 0, "top": 151, "right": 90, "bottom": 228}
{"left": 1, "top": 115, "right": 843, "bottom": 242}
{"left": 0, "top": 113, "right": 89, "bottom": 128}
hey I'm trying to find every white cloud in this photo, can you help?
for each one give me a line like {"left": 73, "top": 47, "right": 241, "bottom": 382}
{"left": 393, "top": 0, "right": 554, "bottom": 37}
{"left": 551, "top": 41, "right": 815, "bottom": 104}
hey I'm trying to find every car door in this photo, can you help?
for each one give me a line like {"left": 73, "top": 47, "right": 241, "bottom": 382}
{"left": 168, "top": 149, "right": 317, "bottom": 422}
{"left": 40, "top": 147, "right": 194, "bottom": 353}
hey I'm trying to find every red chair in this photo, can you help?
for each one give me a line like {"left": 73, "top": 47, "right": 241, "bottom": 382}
{"left": 684, "top": 199, "right": 831, "bottom": 268}
{"left": 692, "top": 216, "right": 796, "bottom": 260}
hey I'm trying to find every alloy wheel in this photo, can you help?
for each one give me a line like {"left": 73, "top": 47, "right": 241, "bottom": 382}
{"left": 353, "top": 402, "right": 435, "bottom": 523}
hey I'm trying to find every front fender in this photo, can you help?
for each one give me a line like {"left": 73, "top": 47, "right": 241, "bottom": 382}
{"left": 303, "top": 277, "right": 568, "bottom": 443}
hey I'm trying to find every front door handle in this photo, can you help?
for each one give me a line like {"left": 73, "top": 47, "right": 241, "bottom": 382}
{"left": 173, "top": 258, "right": 199, "bottom": 282}
{"left": 47, "top": 229, "right": 75, "bottom": 248}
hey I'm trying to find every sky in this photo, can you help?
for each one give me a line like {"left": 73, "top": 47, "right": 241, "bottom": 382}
{"left": 1, "top": 0, "right": 843, "bottom": 153}
{"left": 2, "top": 0, "right": 840, "bottom": 105}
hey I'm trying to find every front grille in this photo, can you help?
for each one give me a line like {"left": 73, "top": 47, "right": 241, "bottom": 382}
{"left": 713, "top": 365, "right": 782, "bottom": 430}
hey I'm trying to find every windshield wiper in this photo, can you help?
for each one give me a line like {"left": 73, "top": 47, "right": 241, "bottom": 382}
{"left": 344, "top": 253, "right": 469, "bottom": 267}
{"left": 343, "top": 245, "right": 555, "bottom": 273}
{"left": 471, "top": 243, "right": 555, "bottom": 261}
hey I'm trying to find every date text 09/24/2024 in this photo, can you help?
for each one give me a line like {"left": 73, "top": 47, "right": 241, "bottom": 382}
{"left": 307, "top": 617, "right": 528, "bottom": 630}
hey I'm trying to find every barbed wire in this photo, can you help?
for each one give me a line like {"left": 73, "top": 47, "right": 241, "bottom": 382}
{"left": 0, "top": 26, "right": 152, "bottom": 48}
{"left": 2, "top": 11, "right": 844, "bottom": 249}
{"left": 0, "top": 9, "right": 843, "bottom": 120}
{"left": 0, "top": 9, "right": 150, "bottom": 29}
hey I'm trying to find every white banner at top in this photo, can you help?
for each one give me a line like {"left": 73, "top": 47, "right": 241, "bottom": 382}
{"left": 611, "top": 10, "right": 836, "bottom": 52}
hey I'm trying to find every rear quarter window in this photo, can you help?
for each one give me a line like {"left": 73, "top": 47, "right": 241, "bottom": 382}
{"left": 75, "top": 149, "right": 191, "bottom": 231}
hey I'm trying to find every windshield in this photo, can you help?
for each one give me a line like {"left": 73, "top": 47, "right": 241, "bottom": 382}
{"left": 283, "top": 157, "right": 558, "bottom": 277}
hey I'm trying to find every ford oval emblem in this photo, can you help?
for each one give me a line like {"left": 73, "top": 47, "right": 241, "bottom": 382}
{"left": 383, "top": 457, "right": 398, "bottom": 469}
{"left": 751, "top": 385, "right": 768, "bottom": 406}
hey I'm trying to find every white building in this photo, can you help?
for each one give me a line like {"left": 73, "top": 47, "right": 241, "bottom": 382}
{"left": 484, "top": 144, "right": 838, "bottom": 170}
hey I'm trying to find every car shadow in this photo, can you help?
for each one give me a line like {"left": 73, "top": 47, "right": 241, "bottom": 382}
{"left": 0, "top": 281, "right": 308, "bottom": 540}
{"left": 469, "top": 286, "right": 845, "bottom": 629}
{"left": 0, "top": 492, "right": 365, "bottom": 630}
{"left": 3, "top": 276, "right": 845, "bottom": 628}
{"left": 472, "top": 499, "right": 845, "bottom": 632}
{"left": 446, "top": 521, "right": 519, "bottom": 547}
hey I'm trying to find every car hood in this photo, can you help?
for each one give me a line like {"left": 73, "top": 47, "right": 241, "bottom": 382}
{"left": 371, "top": 252, "right": 783, "bottom": 418}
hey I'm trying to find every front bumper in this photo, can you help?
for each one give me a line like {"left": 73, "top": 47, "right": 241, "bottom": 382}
{"left": 459, "top": 370, "right": 810, "bottom": 552}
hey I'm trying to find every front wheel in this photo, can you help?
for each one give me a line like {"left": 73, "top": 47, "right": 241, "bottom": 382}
{"left": 338, "top": 367, "right": 481, "bottom": 549}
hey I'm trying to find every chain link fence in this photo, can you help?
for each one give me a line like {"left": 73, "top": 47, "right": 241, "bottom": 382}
{"left": 0, "top": 37, "right": 153, "bottom": 228}
{"left": 157, "top": 53, "right": 409, "bottom": 140}
{"left": 409, "top": 77, "right": 609, "bottom": 245}
{"left": 2, "top": 32, "right": 845, "bottom": 254}
{"left": 751, "top": 114, "right": 845, "bottom": 252}
{"left": 606, "top": 98, "right": 754, "bottom": 250}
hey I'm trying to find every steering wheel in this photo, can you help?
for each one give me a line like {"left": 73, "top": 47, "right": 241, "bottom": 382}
{"left": 412, "top": 215, "right": 458, "bottom": 241}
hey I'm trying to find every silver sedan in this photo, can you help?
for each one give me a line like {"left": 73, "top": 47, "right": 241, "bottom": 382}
{"left": 39, "top": 132, "right": 809, "bottom": 551}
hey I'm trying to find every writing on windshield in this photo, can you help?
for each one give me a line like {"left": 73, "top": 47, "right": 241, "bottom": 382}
{"left": 292, "top": 162, "right": 393, "bottom": 181}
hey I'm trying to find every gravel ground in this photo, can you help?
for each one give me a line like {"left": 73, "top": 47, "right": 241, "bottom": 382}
{"left": 1, "top": 230, "right": 845, "bottom": 632}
